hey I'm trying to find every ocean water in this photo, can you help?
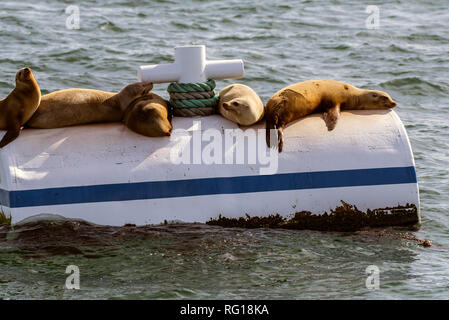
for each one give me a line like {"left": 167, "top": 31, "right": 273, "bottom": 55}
{"left": 0, "top": 0, "right": 448, "bottom": 299}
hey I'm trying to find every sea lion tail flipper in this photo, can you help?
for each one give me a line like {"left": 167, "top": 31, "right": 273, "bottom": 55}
{"left": 265, "top": 118, "right": 275, "bottom": 149}
{"left": 0, "top": 127, "right": 21, "bottom": 148}
{"left": 268, "top": 89, "right": 307, "bottom": 152}
{"left": 265, "top": 116, "right": 284, "bottom": 152}
{"left": 277, "top": 127, "right": 284, "bottom": 152}
{"left": 323, "top": 104, "right": 341, "bottom": 131}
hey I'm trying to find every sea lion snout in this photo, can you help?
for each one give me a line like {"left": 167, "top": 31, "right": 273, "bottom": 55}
{"left": 222, "top": 101, "right": 241, "bottom": 113}
{"left": 379, "top": 92, "right": 397, "bottom": 109}
{"left": 222, "top": 101, "right": 232, "bottom": 110}
{"left": 383, "top": 95, "right": 397, "bottom": 109}
{"left": 140, "top": 81, "right": 154, "bottom": 95}
{"left": 122, "top": 81, "right": 153, "bottom": 96}
{"left": 361, "top": 90, "right": 397, "bottom": 110}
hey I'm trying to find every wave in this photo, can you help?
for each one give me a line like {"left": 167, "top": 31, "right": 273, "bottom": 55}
{"left": 379, "top": 77, "right": 448, "bottom": 96}
{"left": 0, "top": 214, "right": 224, "bottom": 258}
{"left": 98, "top": 20, "right": 124, "bottom": 33}
{"left": 213, "top": 34, "right": 281, "bottom": 42}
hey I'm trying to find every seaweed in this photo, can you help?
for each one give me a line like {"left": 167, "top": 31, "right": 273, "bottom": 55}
{"left": 207, "top": 201, "right": 420, "bottom": 232}
{"left": 0, "top": 208, "right": 12, "bottom": 226}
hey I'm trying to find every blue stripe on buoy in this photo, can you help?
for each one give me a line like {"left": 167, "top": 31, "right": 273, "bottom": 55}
{"left": 0, "top": 166, "right": 417, "bottom": 208}
{"left": 0, "top": 188, "right": 9, "bottom": 208}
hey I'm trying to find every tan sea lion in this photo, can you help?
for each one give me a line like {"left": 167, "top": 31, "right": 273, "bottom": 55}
{"left": 0, "top": 67, "right": 41, "bottom": 148}
{"left": 265, "top": 80, "right": 397, "bottom": 152}
{"left": 218, "top": 84, "right": 264, "bottom": 126}
{"left": 26, "top": 82, "right": 154, "bottom": 129}
{"left": 123, "top": 93, "right": 172, "bottom": 137}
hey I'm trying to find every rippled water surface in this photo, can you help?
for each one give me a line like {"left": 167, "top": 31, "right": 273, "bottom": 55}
{"left": 1, "top": 0, "right": 449, "bottom": 299}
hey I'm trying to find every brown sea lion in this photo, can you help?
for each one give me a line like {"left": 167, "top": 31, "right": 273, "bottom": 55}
{"left": 123, "top": 92, "right": 172, "bottom": 137}
{"left": 0, "top": 67, "right": 41, "bottom": 148}
{"left": 265, "top": 80, "right": 397, "bottom": 152}
{"left": 218, "top": 84, "right": 264, "bottom": 126}
{"left": 26, "top": 82, "right": 154, "bottom": 129}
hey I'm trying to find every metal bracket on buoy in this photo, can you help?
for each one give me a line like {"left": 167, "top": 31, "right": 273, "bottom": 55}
{"left": 138, "top": 45, "right": 244, "bottom": 83}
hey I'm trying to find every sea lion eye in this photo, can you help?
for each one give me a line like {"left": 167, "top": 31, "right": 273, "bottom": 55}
{"left": 232, "top": 101, "right": 239, "bottom": 107}
{"left": 372, "top": 93, "right": 378, "bottom": 98}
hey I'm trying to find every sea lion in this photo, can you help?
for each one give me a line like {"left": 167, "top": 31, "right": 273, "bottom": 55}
{"left": 265, "top": 80, "right": 397, "bottom": 152}
{"left": 0, "top": 67, "right": 41, "bottom": 148}
{"left": 123, "top": 93, "right": 172, "bottom": 137}
{"left": 218, "top": 84, "right": 264, "bottom": 126}
{"left": 26, "top": 82, "right": 154, "bottom": 129}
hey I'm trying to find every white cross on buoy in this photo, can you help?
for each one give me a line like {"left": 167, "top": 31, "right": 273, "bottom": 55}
{"left": 138, "top": 45, "right": 244, "bottom": 84}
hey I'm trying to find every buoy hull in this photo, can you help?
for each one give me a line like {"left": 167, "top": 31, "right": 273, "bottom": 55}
{"left": 0, "top": 110, "right": 420, "bottom": 229}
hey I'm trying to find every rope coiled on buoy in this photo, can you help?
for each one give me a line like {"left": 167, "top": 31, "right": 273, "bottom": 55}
{"left": 167, "top": 80, "right": 219, "bottom": 117}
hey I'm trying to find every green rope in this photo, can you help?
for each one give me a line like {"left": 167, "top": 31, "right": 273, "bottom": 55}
{"left": 170, "top": 94, "right": 219, "bottom": 109}
{"left": 167, "top": 80, "right": 219, "bottom": 117}
{"left": 168, "top": 80, "right": 216, "bottom": 93}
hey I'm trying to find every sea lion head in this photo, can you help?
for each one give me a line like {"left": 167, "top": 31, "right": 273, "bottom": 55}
{"left": 219, "top": 98, "right": 253, "bottom": 125}
{"left": 359, "top": 90, "right": 397, "bottom": 109}
{"left": 16, "top": 67, "right": 33, "bottom": 82}
{"left": 124, "top": 98, "right": 172, "bottom": 137}
{"left": 218, "top": 84, "right": 265, "bottom": 126}
{"left": 118, "top": 81, "right": 154, "bottom": 110}
{"left": 15, "top": 67, "right": 35, "bottom": 86}
{"left": 150, "top": 105, "right": 173, "bottom": 136}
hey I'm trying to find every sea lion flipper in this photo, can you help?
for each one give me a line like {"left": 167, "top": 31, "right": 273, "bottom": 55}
{"left": 277, "top": 127, "right": 284, "bottom": 152}
{"left": 323, "top": 104, "right": 340, "bottom": 131}
{"left": 1, "top": 68, "right": 40, "bottom": 141}
{"left": 265, "top": 116, "right": 285, "bottom": 152}
{"left": 0, "top": 127, "right": 21, "bottom": 148}
{"left": 265, "top": 116, "right": 278, "bottom": 150}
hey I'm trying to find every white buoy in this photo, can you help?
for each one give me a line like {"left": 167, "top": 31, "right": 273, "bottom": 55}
{"left": 138, "top": 45, "right": 244, "bottom": 83}
{"left": 0, "top": 110, "right": 420, "bottom": 228}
